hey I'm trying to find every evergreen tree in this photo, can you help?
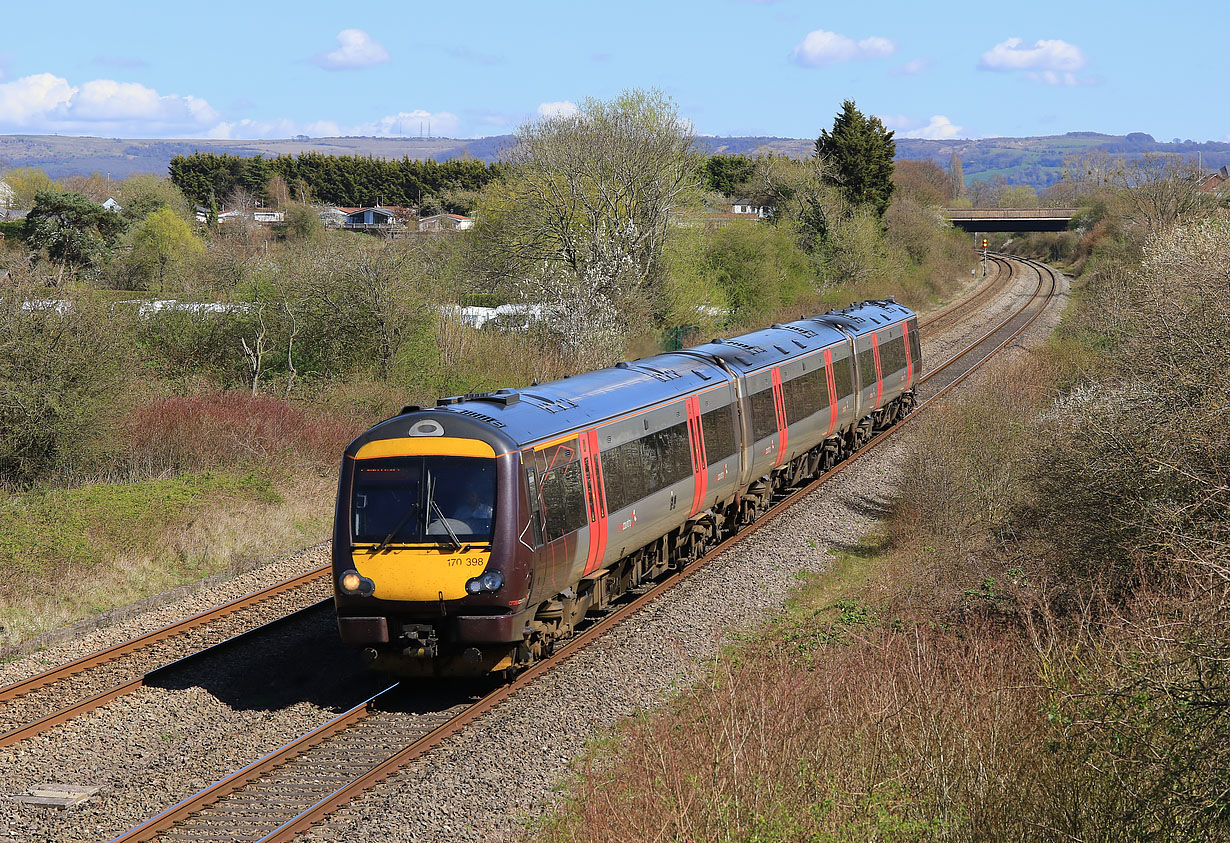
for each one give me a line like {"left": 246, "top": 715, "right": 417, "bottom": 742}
{"left": 815, "top": 100, "right": 896, "bottom": 217}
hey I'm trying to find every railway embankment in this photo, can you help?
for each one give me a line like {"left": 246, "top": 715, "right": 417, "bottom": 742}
{"left": 533, "top": 220, "right": 1230, "bottom": 841}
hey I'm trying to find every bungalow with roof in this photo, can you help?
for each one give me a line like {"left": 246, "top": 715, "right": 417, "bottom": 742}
{"left": 731, "top": 199, "right": 772, "bottom": 218}
{"left": 1198, "top": 165, "right": 1230, "bottom": 193}
{"left": 338, "top": 205, "right": 414, "bottom": 231}
{"left": 418, "top": 213, "right": 473, "bottom": 232}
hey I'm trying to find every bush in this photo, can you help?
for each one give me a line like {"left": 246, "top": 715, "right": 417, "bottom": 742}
{"left": 121, "top": 392, "right": 357, "bottom": 475}
{"left": 0, "top": 287, "right": 135, "bottom": 487}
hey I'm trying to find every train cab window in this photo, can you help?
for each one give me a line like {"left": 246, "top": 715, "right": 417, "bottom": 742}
{"left": 909, "top": 325, "right": 922, "bottom": 371}
{"left": 749, "top": 386, "right": 778, "bottom": 441}
{"left": 351, "top": 456, "right": 496, "bottom": 546}
{"left": 525, "top": 466, "right": 543, "bottom": 545}
{"left": 700, "top": 404, "right": 735, "bottom": 464}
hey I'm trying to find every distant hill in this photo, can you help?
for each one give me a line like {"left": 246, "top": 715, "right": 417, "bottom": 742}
{"left": 3, "top": 131, "right": 1229, "bottom": 191}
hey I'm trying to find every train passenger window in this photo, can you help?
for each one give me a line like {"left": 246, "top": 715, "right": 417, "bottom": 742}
{"left": 700, "top": 404, "right": 735, "bottom": 463}
{"left": 832, "top": 355, "right": 854, "bottom": 399}
{"left": 645, "top": 422, "right": 692, "bottom": 490}
{"left": 879, "top": 335, "right": 907, "bottom": 375}
{"left": 749, "top": 387, "right": 778, "bottom": 441}
{"left": 525, "top": 466, "right": 543, "bottom": 545}
{"left": 601, "top": 440, "right": 635, "bottom": 514}
{"left": 857, "top": 346, "right": 878, "bottom": 390}
{"left": 782, "top": 367, "right": 828, "bottom": 424}
{"left": 539, "top": 460, "right": 587, "bottom": 540}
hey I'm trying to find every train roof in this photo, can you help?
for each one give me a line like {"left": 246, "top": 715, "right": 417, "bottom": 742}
{"left": 402, "top": 300, "right": 915, "bottom": 448}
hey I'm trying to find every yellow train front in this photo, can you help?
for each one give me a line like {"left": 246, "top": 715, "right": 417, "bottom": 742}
{"left": 332, "top": 406, "right": 533, "bottom": 677}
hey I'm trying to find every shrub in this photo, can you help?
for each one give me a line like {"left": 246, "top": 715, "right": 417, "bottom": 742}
{"left": 121, "top": 392, "right": 356, "bottom": 474}
{"left": 0, "top": 287, "right": 134, "bottom": 487}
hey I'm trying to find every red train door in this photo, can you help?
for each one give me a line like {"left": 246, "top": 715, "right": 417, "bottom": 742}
{"left": 577, "top": 429, "right": 609, "bottom": 576}
{"left": 771, "top": 367, "right": 788, "bottom": 467}
{"left": 686, "top": 396, "right": 708, "bottom": 516}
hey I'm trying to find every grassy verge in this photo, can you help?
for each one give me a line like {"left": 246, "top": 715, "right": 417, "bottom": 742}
{"left": 0, "top": 467, "right": 333, "bottom": 646}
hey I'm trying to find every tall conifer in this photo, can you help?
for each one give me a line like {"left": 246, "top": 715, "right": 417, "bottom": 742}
{"left": 815, "top": 100, "right": 896, "bottom": 216}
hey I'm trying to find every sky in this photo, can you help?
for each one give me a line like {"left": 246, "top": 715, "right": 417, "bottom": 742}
{"left": 0, "top": 0, "right": 1219, "bottom": 143}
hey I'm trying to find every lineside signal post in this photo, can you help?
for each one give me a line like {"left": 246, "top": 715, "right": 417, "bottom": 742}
{"left": 980, "top": 236, "right": 988, "bottom": 275}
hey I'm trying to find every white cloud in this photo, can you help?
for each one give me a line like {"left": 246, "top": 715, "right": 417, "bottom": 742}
{"left": 537, "top": 100, "right": 579, "bottom": 119}
{"left": 0, "top": 73, "right": 218, "bottom": 134}
{"left": 893, "top": 58, "right": 929, "bottom": 76}
{"left": 791, "top": 30, "right": 896, "bottom": 67}
{"left": 979, "top": 38, "right": 1087, "bottom": 85}
{"left": 904, "top": 115, "right": 964, "bottom": 139}
{"left": 313, "top": 29, "right": 390, "bottom": 71}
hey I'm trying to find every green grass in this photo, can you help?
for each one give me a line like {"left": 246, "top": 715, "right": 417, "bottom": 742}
{"left": 0, "top": 471, "right": 280, "bottom": 579}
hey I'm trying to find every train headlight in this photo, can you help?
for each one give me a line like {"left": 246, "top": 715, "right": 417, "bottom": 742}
{"left": 339, "top": 570, "right": 375, "bottom": 596}
{"left": 465, "top": 570, "right": 504, "bottom": 594}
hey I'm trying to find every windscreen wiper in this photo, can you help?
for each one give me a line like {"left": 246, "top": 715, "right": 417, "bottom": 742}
{"left": 429, "top": 498, "right": 466, "bottom": 552}
{"left": 371, "top": 503, "right": 419, "bottom": 554}
{"left": 425, "top": 472, "right": 465, "bottom": 552}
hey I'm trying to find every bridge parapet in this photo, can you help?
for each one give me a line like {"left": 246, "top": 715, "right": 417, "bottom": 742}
{"left": 944, "top": 207, "right": 1078, "bottom": 232}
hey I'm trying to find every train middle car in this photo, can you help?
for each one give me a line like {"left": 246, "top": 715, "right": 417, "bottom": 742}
{"left": 332, "top": 300, "right": 921, "bottom": 677}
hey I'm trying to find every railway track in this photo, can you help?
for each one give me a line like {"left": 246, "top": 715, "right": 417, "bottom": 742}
{"left": 918, "top": 253, "right": 1012, "bottom": 333}
{"left": 0, "top": 565, "right": 330, "bottom": 747}
{"left": 105, "top": 254, "right": 1060, "bottom": 843}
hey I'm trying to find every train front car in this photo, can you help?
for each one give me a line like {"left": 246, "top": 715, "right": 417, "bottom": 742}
{"left": 332, "top": 402, "right": 531, "bottom": 677}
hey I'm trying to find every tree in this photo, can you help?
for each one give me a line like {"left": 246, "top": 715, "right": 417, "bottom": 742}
{"left": 815, "top": 100, "right": 896, "bottom": 217}
{"left": 282, "top": 202, "right": 323, "bottom": 240}
{"left": 893, "top": 160, "right": 949, "bottom": 206}
{"left": 702, "top": 154, "right": 757, "bottom": 196}
{"left": 948, "top": 153, "right": 964, "bottom": 201}
{"left": 2, "top": 167, "right": 59, "bottom": 209}
{"left": 127, "top": 206, "right": 205, "bottom": 291}
{"left": 472, "top": 89, "right": 699, "bottom": 366}
{"left": 117, "top": 175, "right": 190, "bottom": 223}
{"left": 24, "top": 190, "right": 125, "bottom": 283}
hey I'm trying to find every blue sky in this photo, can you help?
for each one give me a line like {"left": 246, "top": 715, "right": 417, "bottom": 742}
{"left": 0, "top": 0, "right": 1217, "bottom": 142}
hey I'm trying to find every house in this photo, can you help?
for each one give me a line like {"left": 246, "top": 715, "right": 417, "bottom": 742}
{"left": 1197, "top": 165, "right": 1230, "bottom": 193}
{"left": 342, "top": 205, "right": 413, "bottom": 230}
{"left": 731, "top": 199, "right": 772, "bottom": 218}
{"left": 418, "top": 213, "right": 473, "bottom": 232}
{"left": 102, "top": 197, "right": 122, "bottom": 213}
{"left": 215, "top": 207, "right": 286, "bottom": 225}
{"left": 0, "top": 180, "right": 14, "bottom": 210}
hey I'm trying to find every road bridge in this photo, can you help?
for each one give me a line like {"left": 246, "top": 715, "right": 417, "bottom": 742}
{"left": 944, "top": 208, "right": 1077, "bottom": 232}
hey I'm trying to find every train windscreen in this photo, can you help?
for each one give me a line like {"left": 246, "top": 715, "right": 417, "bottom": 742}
{"left": 351, "top": 456, "right": 496, "bottom": 546}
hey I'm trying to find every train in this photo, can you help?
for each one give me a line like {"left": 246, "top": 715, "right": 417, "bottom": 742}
{"left": 332, "top": 300, "right": 921, "bottom": 677}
